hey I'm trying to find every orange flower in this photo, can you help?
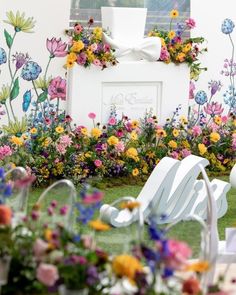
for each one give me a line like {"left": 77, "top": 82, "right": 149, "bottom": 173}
{"left": 89, "top": 219, "right": 111, "bottom": 231}
{"left": 182, "top": 277, "right": 201, "bottom": 295}
{"left": 185, "top": 260, "right": 210, "bottom": 273}
{"left": 112, "top": 254, "right": 143, "bottom": 281}
{"left": 0, "top": 205, "right": 12, "bottom": 226}
{"left": 120, "top": 201, "right": 140, "bottom": 211}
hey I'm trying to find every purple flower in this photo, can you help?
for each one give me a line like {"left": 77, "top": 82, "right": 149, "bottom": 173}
{"left": 208, "top": 80, "right": 222, "bottom": 96}
{"left": 77, "top": 52, "right": 87, "bottom": 65}
{"left": 60, "top": 205, "right": 69, "bottom": 215}
{"left": 12, "top": 52, "right": 30, "bottom": 70}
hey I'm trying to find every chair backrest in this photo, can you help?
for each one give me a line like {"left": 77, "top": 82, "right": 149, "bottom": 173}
{"left": 4, "top": 166, "right": 28, "bottom": 212}
{"left": 35, "top": 179, "right": 77, "bottom": 231}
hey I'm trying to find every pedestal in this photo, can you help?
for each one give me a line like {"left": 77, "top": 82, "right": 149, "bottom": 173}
{"left": 66, "top": 62, "right": 190, "bottom": 127}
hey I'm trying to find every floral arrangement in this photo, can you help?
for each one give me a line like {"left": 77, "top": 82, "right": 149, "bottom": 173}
{"left": 148, "top": 9, "right": 207, "bottom": 80}
{"left": 0, "top": 180, "right": 232, "bottom": 294}
{"left": 65, "top": 19, "right": 118, "bottom": 69}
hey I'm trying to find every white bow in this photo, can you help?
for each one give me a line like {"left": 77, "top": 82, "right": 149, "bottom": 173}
{"left": 103, "top": 32, "right": 162, "bottom": 61}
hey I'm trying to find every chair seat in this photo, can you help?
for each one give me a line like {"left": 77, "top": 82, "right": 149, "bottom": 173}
{"left": 217, "top": 240, "right": 236, "bottom": 263}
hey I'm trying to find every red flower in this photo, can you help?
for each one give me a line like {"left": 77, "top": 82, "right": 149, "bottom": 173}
{"left": 0, "top": 205, "right": 12, "bottom": 226}
{"left": 182, "top": 277, "right": 201, "bottom": 295}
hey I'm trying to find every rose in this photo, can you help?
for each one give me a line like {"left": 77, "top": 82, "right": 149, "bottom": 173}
{"left": 36, "top": 263, "right": 59, "bottom": 287}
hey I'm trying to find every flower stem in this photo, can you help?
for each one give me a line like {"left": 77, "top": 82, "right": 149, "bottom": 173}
{"left": 4, "top": 103, "right": 11, "bottom": 123}
{"left": 229, "top": 34, "right": 235, "bottom": 112}
{"left": 44, "top": 56, "right": 52, "bottom": 81}
{"left": 7, "top": 31, "right": 17, "bottom": 80}
{"left": 9, "top": 69, "right": 17, "bottom": 121}
{"left": 56, "top": 97, "right": 60, "bottom": 118}
{"left": 32, "top": 80, "right": 45, "bottom": 119}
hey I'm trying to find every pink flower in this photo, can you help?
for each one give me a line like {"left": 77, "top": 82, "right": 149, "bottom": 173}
{"left": 181, "top": 149, "right": 191, "bottom": 158}
{"left": 33, "top": 239, "right": 49, "bottom": 259}
{"left": 165, "top": 239, "right": 192, "bottom": 269}
{"left": 48, "top": 76, "right": 66, "bottom": 100}
{"left": 115, "top": 141, "right": 125, "bottom": 152}
{"left": 108, "top": 117, "right": 116, "bottom": 125}
{"left": 170, "top": 151, "right": 179, "bottom": 159}
{"left": 93, "top": 59, "right": 101, "bottom": 67}
{"left": 160, "top": 46, "right": 170, "bottom": 61}
{"left": 82, "top": 235, "right": 93, "bottom": 249}
{"left": 60, "top": 205, "right": 69, "bottom": 215}
{"left": 0, "top": 145, "right": 12, "bottom": 160}
{"left": 104, "top": 43, "right": 110, "bottom": 52}
{"left": 204, "top": 102, "right": 224, "bottom": 116}
{"left": 88, "top": 112, "right": 96, "bottom": 119}
{"left": 56, "top": 143, "right": 67, "bottom": 155}
{"left": 74, "top": 24, "right": 83, "bottom": 34}
{"left": 90, "top": 43, "right": 98, "bottom": 52}
{"left": 94, "top": 159, "right": 102, "bottom": 167}
{"left": 70, "top": 255, "right": 87, "bottom": 264}
{"left": 36, "top": 263, "right": 59, "bottom": 287}
{"left": 147, "top": 118, "right": 154, "bottom": 124}
{"left": 116, "top": 130, "right": 124, "bottom": 137}
{"left": 210, "top": 122, "right": 219, "bottom": 132}
{"left": 222, "top": 115, "right": 228, "bottom": 123}
{"left": 185, "top": 18, "right": 196, "bottom": 29}
{"left": 192, "top": 126, "right": 202, "bottom": 137}
{"left": 46, "top": 38, "right": 67, "bottom": 57}
{"left": 77, "top": 52, "right": 87, "bottom": 65}
{"left": 83, "top": 191, "right": 104, "bottom": 204}
{"left": 59, "top": 135, "right": 72, "bottom": 147}
{"left": 189, "top": 81, "right": 195, "bottom": 99}
{"left": 232, "top": 134, "right": 236, "bottom": 150}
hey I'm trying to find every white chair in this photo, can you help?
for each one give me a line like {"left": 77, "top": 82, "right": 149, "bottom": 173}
{"left": 4, "top": 166, "right": 28, "bottom": 212}
{"left": 100, "top": 155, "right": 230, "bottom": 227}
{"left": 35, "top": 179, "right": 77, "bottom": 231}
{"left": 198, "top": 164, "right": 236, "bottom": 286}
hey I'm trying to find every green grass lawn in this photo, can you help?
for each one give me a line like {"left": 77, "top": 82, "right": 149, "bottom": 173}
{"left": 26, "top": 176, "right": 236, "bottom": 257}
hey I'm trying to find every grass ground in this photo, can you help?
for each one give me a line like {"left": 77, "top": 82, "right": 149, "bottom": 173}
{"left": 26, "top": 175, "right": 236, "bottom": 257}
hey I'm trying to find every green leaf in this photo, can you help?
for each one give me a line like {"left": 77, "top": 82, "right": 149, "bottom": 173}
{"left": 37, "top": 90, "right": 48, "bottom": 103}
{"left": 4, "top": 29, "right": 13, "bottom": 48}
{"left": 10, "top": 78, "right": 20, "bottom": 101}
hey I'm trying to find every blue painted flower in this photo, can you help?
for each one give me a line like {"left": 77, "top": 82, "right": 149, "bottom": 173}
{"left": 195, "top": 90, "right": 208, "bottom": 105}
{"left": 221, "top": 18, "right": 235, "bottom": 34}
{"left": 0, "top": 48, "right": 7, "bottom": 65}
{"left": 21, "top": 61, "right": 42, "bottom": 81}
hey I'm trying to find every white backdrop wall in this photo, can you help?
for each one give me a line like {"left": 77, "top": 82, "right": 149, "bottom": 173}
{"left": 191, "top": 0, "right": 235, "bottom": 105}
{"left": 0, "top": 0, "right": 70, "bottom": 125}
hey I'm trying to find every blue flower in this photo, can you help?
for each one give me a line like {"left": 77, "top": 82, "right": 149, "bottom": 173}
{"left": 195, "top": 90, "right": 208, "bottom": 105}
{"left": 21, "top": 61, "right": 42, "bottom": 81}
{"left": 221, "top": 19, "right": 235, "bottom": 34}
{"left": 0, "top": 48, "right": 7, "bottom": 65}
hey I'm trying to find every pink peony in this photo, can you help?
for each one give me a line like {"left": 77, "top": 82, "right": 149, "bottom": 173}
{"left": 88, "top": 112, "right": 96, "bottom": 119}
{"left": 115, "top": 141, "right": 125, "bottom": 152}
{"left": 36, "top": 263, "right": 59, "bottom": 287}
{"left": 108, "top": 117, "right": 117, "bottom": 125}
{"left": 48, "top": 76, "right": 66, "bottom": 100}
{"left": 185, "top": 18, "right": 196, "bottom": 29}
{"left": 192, "top": 126, "right": 202, "bottom": 137}
{"left": 166, "top": 239, "right": 192, "bottom": 269}
{"left": 33, "top": 239, "right": 49, "bottom": 259}
{"left": 0, "top": 145, "right": 12, "bottom": 160}
{"left": 46, "top": 38, "right": 67, "bottom": 57}
{"left": 94, "top": 159, "right": 102, "bottom": 167}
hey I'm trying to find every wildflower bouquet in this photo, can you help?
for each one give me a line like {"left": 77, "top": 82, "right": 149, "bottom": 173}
{"left": 66, "top": 20, "right": 118, "bottom": 69}
{"left": 148, "top": 9, "right": 207, "bottom": 80}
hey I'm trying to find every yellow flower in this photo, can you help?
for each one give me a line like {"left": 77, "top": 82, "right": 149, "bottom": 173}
{"left": 85, "top": 152, "right": 92, "bottom": 158}
{"left": 180, "top": 115, "right": 188, "bottom": 125}
{"left": 156, "top": 129, "right": 167, "bottom": 138}
{"left": 120, "top": 201, "right": 140, "bottom": 211}
{"left": 170, "top": 9, "right": 179, "bottom": 19}
{"left": 182, "top": 140, "right": 190, "bottom": 149}
{"left": 126, "top": 147, "right": 138, "bottom": 159}
{"left": 86, "top": 50, "right": 95, "bottom": 63}
{"left": 131, "top": 120, "right": 139, "bottom": 129}
{"left": 43, "top": 137, "right": 52, "bottom": 147}
{"left": 107, "top": 136, "right": 119, "bottom": 146}
{"left": 81, "top": 127, "right": 88, "bottom": 136}
{"left": 66, "top": 52, "right": 77, "bottom": 68}
{"left": 160, "top": 38, "right": 166, "bottom": 47}
{"left": 176, "top": 52, "right": 186, "bottom": 62}
{"left": 210, "top": 132, "right": 220, "bottom": 143}
{"left": 4, "top": 10, "right": 36, "bottom": 33}
{"left": 214, "top": 116, "right": 222, "bottom": 125}
{"left": 198, "top": 143, "right": 207, "bottom": 155}
{"left": 168, "top": 140, "right": 177, "bottom": 149}
{"left": 186, "top": 261, "right": 210, "bottom": 273}
{"left": 112, "top": 254, "right": 143, "bottom": 281}
{"left": 10, "top": 136, "right": 23, "bottom": 146}
{"left": 132, "top": 168, "right": 139, "bottom": 177}
{"left": 91, "top": 128, "right": 102, "bottom": 139}
{"left": 168, "top": 30, "right": 176, "bottom": 39}
{"left": 30, "top": 127, "right": 37, "bottom": 134}
{"left": 93, "top": 27, "right": 103, "bottom": 40}
{"left": 142, "top": 165, "right": 148, "bottom": 174}
{"left": 172, "top": 129, "right": 180, "bottom": 137}
{"left": 130, "top": 131, "right": 138, "bottom": 141}
{"left": 71, "top": 40, "right": 84, "bottom": 52}
{"left": 183, "top": 43, "right": 192, "bottom": 53}
{"left": 89, "top": 219, "right": 111, "bottom": 231}
{"left": 55, "top": 126, "right": 64, "bottom": 134}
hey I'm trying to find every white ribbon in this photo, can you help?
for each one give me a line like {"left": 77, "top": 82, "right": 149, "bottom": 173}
{"left": 103, "top": 32, "right": 162, "bottom": 61}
